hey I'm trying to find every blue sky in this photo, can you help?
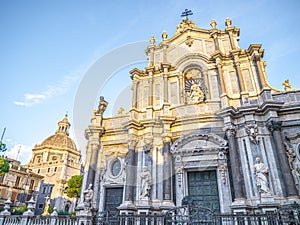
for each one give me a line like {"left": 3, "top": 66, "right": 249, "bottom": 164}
{"left": 0, "top": 0, "right": 299, "bottom": 164}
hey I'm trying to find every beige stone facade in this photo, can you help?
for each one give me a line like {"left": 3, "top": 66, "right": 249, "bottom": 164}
{"left": 0, "top": 158, "right": 43, "bottom": 206}
{"left": 27, "top": 115, "right": 82, "bottom": 214}
{"left": 81, "top": 18, "right": 300, "bottom": 214}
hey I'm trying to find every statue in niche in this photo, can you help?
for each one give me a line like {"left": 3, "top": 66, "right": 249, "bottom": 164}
{"left": 254, "top": 157, "right": 270, "bottom": 194}
{"left": 189, "top": 81, "right": 204, "bottom": 104}
{"left": 83, "top": 184, "right": 94, "bottom": 210}
{"left": 245, "top": 124, "right": 259, "bottom": 144}
{"left": 140, "top": 167, "right": 152, "bottom": 199}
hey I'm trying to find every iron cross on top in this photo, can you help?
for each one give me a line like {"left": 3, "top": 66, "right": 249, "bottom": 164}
{"left": 181, "top": 9, "right": 193, "bottom": 21}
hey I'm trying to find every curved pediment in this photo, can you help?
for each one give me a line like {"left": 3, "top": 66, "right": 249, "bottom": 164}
{"left": 171, "top": 130, "right": 227, "bottom": 155}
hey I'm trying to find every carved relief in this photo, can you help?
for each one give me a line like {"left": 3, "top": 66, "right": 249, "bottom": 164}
{"left": 185, "top": 35, "right": 194, "bottom": 47}
{"left": 245, "top": 123, "right": 259, "bottom": 144}
{"left": 102, "top": 157, "right": 126, "bottom": 185}
{"left": 184, "top": 69, "right": 207, "bottom": 104}
{"left": 143, "top": 134, "right": 153, "bottom": 153}
{"left": 176, "top": 166, "right": 183, "bottom": 188}
{"left": 219, "top": 163, "right": 227, "bottom": 184}
{"left": 283, "top": 142, "right": 296, "bottom": 169}
{"left": 176, "top": 18, "right": 196, "bottom": 33}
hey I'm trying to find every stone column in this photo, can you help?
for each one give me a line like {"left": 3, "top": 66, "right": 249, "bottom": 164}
{"left": 148, "top": 73, "right": 153, "bottom": 107}
{"left": 124, "top": 138, "right": 138, "bottom": 203}
{"left": 163, "top": 72, "right": 168, "bottom": 103}
{"left": 253, "top": 56, "right": 268, "bottom": 89}
{"left": 86, "top": 143, "right": 100, "bottom": 187}
{"left": 233, "top": 58, "right": 246, "bottom": 93}
{"left": 225, "top": 125, "right": 246, "bottom": 200}
{"left": 132, "top": 78, "right": 138, "bottom": 108}
{"left": 216, "top": 59, "right": 226, "bottom": 95}
{"left": 204, "top": 71, "right": 211, "bottom": 100}
{"left": 267, "top": 120, "right": 298, "bottom": 198}
{"left": 211, "top": 32, "right": 220, "bottom": 51}
{"left": 178, "top": 73, "right": 184, "bottom": 104}
{"left": 163, "top": 134, "right": 172, "bottom": 202}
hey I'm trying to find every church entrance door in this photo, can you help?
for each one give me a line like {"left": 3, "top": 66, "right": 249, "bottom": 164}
{"left": 187, "top": 170, "right": 220, "bottom": 212}
{"left": 104, "top": 187, "right": 123, "bottom": 211}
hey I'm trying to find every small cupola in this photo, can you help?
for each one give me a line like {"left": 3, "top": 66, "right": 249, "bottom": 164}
{"left": 56, "top": 114, "right": 70, "bottom": 135}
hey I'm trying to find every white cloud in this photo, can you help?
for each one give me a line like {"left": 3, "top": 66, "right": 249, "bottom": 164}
{"left": 14, "top": 74, "right": 80, "bottom": 107}
{"left": 5, "top": 143, "right": 35, "bottom": 164}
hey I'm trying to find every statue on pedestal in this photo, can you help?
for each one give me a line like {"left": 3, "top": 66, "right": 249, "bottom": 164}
{"left": 254, "top": 157, "right": 270, "bottom": 194}
{"left": 140, "top": 167, "right": 152, "bottom": 199}
{"left": 83, "top": 184, "right": 93, "bottom": 210}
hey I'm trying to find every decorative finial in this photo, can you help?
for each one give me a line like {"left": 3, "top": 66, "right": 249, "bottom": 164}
{"left": 210, "top": 19, "right": 217, "bottom": 29}
{"left": 150, "top": 35, "right": 155, "bottom": 45}
{"left": 181, "top": 9, "right": 193, "bottom": 22}
{"left": 225, "top": 18, "right": 232, "bottom": 27}
{"left": 162, "top": 30, "right": 168, "bottom": 41}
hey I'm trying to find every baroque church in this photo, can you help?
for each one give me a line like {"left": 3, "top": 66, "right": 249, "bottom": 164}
{"left": 80, "top": 17, "right": 300, "bottom": 214}
{"left": 27, "top": 115, "right": 82, "bottom": 214}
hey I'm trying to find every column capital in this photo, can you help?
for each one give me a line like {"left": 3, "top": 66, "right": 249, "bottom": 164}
{"left": 224, "top": 125, "right": 237, "bottom": 137}
{"left": 162, "top": 133, "right": 172, "bottom": 143}
{"left": 128, "top": 135, "right": 138, "bottom": 149}
{"left": 267, "top": 120, "right": 282, "bottom": 132}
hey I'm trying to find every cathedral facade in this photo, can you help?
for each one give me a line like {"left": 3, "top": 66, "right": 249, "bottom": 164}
{"left": 27, "top": 115, "right": 82, "bottom": 214}
{"left": 81, "top": 18, "right": 300, "bottom": 214}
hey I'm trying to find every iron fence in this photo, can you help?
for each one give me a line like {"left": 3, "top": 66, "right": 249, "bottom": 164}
{"left": 0, "top": 204, "right": 299, "bottom": 225}
{"left": 96, "top": 204, "right": 300, "bottom": 225}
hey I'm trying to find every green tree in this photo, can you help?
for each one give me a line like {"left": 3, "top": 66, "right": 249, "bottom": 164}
{"left": 0, "top": 156, "right": 9, "bottom": 175}
{"left": 67, "top": 175, "right": 83, "bottom": 198}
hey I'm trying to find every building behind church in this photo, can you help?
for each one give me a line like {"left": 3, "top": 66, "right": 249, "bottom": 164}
{"left": 0, "top": 158, "right": 43, "bottom": 207}
{"left": 80, "top": 17, "right": 300, "bottom": 214}
{"left": 27, "top": 115, "right": 82, "bottom": 214}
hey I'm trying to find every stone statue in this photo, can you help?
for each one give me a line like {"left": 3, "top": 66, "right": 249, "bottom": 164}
{"left": 254, "top": 157, "right": 270, "bottom": 194}
{"left": 282, "top": 79, "right": 293, "bottom": 91}
{"left": 97, "top": 96, "right": 108, "bottom": 115}
{"left": 83, "top": 184, "right": 93, "bottom": 210}
{"left": 140, "top": 167, "right": 152, "bottom": 198}
{"left": 189, "top": 81, "right": 204, "bottom": 104}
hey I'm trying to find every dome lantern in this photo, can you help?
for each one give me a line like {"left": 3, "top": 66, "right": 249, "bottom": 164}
{"left": 56, "top": 114, "right": 70, "bottom": 136}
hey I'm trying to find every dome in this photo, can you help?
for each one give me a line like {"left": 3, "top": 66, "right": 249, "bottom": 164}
{"left": 40, "top": 133, "right": 77, "bottom": 151}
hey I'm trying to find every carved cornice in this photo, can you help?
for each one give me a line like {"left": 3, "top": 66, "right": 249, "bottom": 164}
{"left": 85, "top": 127, "right": 105, "bottom": 140}
{"left": 171, "top": 130, "right": 227, "bottom": 154}
{"left": 286, "top": 132, "right": 300, "bottom": 144}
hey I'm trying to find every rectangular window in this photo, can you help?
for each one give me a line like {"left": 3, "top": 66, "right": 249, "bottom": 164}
{"left": 15, "top": 176, "right": 20, "bottom": 187}
{"left": 37, "top": 169, "right": 40, "bottom": 173}
{"left": 38, "top": 204, "right": 44, "bottom": 209}
{"left": 54, "top": 167, "right": 57, "bottom": 172}
{"left": 29, "top": 180, "right": 34, "bottom": 190}
{"left": 49, "top": 186, "right": 53, "bottom": 193}
{"left": 47, "top": 168, "right": 50, "bottom": 173}
{"left": 42, "top": 186, "right": 47, "bottom": 194}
